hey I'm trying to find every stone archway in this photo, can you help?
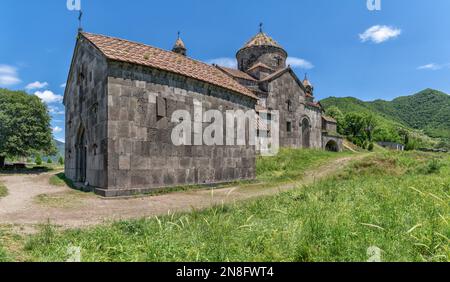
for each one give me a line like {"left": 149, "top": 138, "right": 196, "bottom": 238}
{"left": 301, "top": 118, "right": 311, "bottom": 148}
{"left": 76, "top": 126, "right": 87, "bottom": 183}
{"left": 325, "top": 140, "right": 339, "bottom": 152}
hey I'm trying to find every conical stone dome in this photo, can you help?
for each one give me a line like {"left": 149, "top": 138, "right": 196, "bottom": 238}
{"left": 236, "top": 26, "right": 287, "bottom": 72}
{"left": 172, "top": 33, "right": 187, "bottom": 56}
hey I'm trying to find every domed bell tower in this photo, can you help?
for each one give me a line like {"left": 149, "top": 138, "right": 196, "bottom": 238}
{"left": 236, "top": 24, "right": 288, "bottom": 73}
{"left": 303, "top": 74, "right": 314, "bottom": 101}
{"left": 172, "top": 32, "right": 187, "bottom": 56}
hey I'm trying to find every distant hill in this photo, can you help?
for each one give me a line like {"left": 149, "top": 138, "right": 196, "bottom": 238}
{"left": 41, "top": 139, "right": 65, "bottom": 163}
{"left": 55, "top": 139, "right": 65, "bottom": 157}
{"left": 320, "top": 89, "right": 450, "bottom": 147}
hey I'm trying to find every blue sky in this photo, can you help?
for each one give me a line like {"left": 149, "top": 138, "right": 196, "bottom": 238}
{"left": 1, "top": 0, "right": 449, "bottom": 142}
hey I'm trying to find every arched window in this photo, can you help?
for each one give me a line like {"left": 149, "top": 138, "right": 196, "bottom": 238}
{"left": 301, "top": 118, "right": 311, "bottom": 148}
{"left": 287, "top": 100, "right": 293, "bottom": 112}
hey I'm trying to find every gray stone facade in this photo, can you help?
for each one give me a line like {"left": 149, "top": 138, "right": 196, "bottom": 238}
{"left": 103, "top": 63, "right": 256, "bottom": 196}
{"left": 64, "top": 37, "right": 109, "bottom": 189}
{"left": 64, "top": 34, "right": 256, "bottom": 197}
{"left": 263, "top": 71, "right": 323, "bottom": 149}
{"left": 63, "top": 29, "right": 342, "bottom": 197}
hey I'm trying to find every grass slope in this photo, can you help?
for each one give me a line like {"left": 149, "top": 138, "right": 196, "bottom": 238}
{"left": 2, "top": 150, "right": 447, "bottom": 262}
{"left": 256, "top": 148, "right": 352, "bottom": 183}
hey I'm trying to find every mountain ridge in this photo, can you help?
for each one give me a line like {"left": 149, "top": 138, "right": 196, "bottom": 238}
{"left": 320, "top": 89, "right": 450, "bottom": 148}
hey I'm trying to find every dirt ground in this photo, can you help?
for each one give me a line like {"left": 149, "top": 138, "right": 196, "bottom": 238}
{"left": 0, "top": 156, "right": 361, "bottom": 231}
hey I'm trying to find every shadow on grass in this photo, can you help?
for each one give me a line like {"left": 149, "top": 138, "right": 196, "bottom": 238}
{"left": 49, "top": 173, "right": 76, "bottom": 189}
{"left": 0, "top": 166, "right": 54, "bottom": 175}
{"left": 136, "top": 179, "right": 261, "bottom": 198}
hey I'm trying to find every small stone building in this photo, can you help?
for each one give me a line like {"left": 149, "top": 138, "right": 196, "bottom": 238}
{"left": 378, "top": 142, "right": 405, "bottom": 151}
{"left": 63, "top": 28, "right": 342, "bottom": 196}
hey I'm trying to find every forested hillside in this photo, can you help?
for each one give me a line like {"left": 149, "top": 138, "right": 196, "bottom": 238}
{"left": 321, "top": 89, "right": 450, "bottom": 148}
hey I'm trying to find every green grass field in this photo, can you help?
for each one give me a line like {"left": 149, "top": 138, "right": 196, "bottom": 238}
{"left": 1, "top": 149, "right": 449, "bottom": 262}
{"left": 256, "top": 148, "right": 353, "bottom": 183}
{"left": 0, "top": 182, "right": 7, "bottom": 198}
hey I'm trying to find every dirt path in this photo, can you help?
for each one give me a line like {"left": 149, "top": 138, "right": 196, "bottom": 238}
{"left": 0, "top": 154, "right": 366, "bottom": 230}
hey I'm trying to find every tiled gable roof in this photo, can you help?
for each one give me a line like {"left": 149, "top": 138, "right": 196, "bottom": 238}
{"left": 260, "top": 67, "right": 290, "bottom": 82}
{"left": 307, "top": 101, "right": 322, "bottom": 109}
{"left": 247, "top": 62, "right": 274, "bottom": 72}
{"left": 322, "top": 115, "right": 337, "bottom": 123}
{"left": 80, "top": 32, "right": 256, "bottom": 99}
{"left": 215, "top": 65, "right": 257, "bottom": 81}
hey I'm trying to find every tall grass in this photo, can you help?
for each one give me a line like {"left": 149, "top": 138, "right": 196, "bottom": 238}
{"left": 257, "top": 148, "right": 352, "bottom": 183}
{"left": 20, "top": 151, "right": 449, "bottom": 262}
{"left": 0, "top": 182, "right": 7, "bottom": 198}
{"left": 0, "top": 229, "right": 9, "bottom": 262}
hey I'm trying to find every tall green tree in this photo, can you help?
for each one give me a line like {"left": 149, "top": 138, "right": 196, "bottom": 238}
{"left": 0, "top": 89, "right": 56, "bottom": 168}
{"left": 342, "top": 112, "right": 378, "bottom": 148}
{"left": 58, "top": 155, "right": 64, "bottom": 165}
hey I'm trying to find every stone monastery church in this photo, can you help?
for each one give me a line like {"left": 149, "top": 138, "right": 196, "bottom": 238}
{"left": 63, "top": 27, "right": 342, "bottom": 197}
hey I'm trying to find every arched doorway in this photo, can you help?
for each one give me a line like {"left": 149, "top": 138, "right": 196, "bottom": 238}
{"left": 301, "top": 118, "right": 311, "bottom": 148}
{"left": 325, "top": 140, "right": 339, "bottom": 152}
{"left": 76, "top": 126, "right": 87, "bottom": 183}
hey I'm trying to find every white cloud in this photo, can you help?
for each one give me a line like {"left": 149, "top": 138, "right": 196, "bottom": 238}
{"left": 34, "top": 90, "right": 63, "bottom": 104}
{"left": 55, "top": 138, "right": 66, "bottom": 143}
{"left": 49, "top": 106, "right": 65, "bottom": 115}
{"left": 359, "top": 25, "right": 401, "bottom": 44}
{"left": 207, "top": 57, "right": 314, "bottom": 70}
{"left": 287, "top": 57, "right": 314, "bottom": 69}
{"left": 53, "top": 126, "right": 63, "bottom": 133}
{"left": 25, "top": 81, "right": 49, "bottom": 90}
{"left": 417, "top": 64, "right": 441, "bottom": 70}
{"left": 0, "top": 64, "right": 21, "bottom": 86}
{"left": 417, "top": 63, "right": 450, "bottom": 71}
{"left": 60, "top": 83, "right": 66, "bottom": 88}
{"left": 207, "top": 57, "right": 237, "bottom": 69}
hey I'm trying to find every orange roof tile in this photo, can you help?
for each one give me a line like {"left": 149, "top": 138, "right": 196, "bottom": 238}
{"left": 215, "top": 65, "right": 257, "bottom": 81}
{"left": 247, "top": 62, "right": 274, "bottom": 72}
{"left": 81, "top": 32, "right": 256, "bottom": 99}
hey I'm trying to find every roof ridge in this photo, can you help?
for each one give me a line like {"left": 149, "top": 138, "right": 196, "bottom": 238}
{"left": 80, "top": 32, "right": 257, "bottom": 99}
{"left": 215, "top": 65, "right": 258, "bottom": 82}
{"left": 82, "top": 32, "right": 211, "bottom": 68}
{"left": 247, "top": 62, "right": 274, "bottom": 71}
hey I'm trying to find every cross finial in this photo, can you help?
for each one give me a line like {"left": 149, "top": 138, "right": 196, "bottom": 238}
{"left": 259, "top": 22, "right": 263, "bottom": 33}
{"left": 304, "top": 73, "right": 308, "bottom": 80}
{"left": 177, "top": 31, "right": 180, "bottom": 39}
{"left": 78, "top": 10, "right": 83, "bottom": 32}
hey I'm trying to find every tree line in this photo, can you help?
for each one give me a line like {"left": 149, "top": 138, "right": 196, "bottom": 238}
{"left": 0, "top": 89, "right": 57, "bottom": 168}
{"left": 326, "top": 106, "right": 425, "bottom": 151}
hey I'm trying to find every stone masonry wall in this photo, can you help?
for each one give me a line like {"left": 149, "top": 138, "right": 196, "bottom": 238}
{"left": 237, "top": 46, "right": 287, "bottom": 72}
{"left": 265, "top": 71, "right": 322, "bottom": 149}
{"left": 102, "top": 62, "right": 257, "bottom": 196}
{"left": 64, "top": 37, "right": 109, "bottom": 188}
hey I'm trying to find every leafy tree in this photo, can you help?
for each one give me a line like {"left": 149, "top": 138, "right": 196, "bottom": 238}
{"left": 343, "top": 113, "right": 368, "bottom": 140}
{"left": 364, "top": 114, "right": 377, "bottom": 142}
{"left": 35, "top": 154, "right": 43, "bottom": 166}
{"left": 47, "top": 158, "right": 53, "bottom": 164}
{"left": 0, "top": 89, "right": 56, "bottom": 168}
{"left": 58, "top": 155, "right": 64, "bottom": 165}
{"left": 340, "top": 112, "right": 378, "bottom": 149}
